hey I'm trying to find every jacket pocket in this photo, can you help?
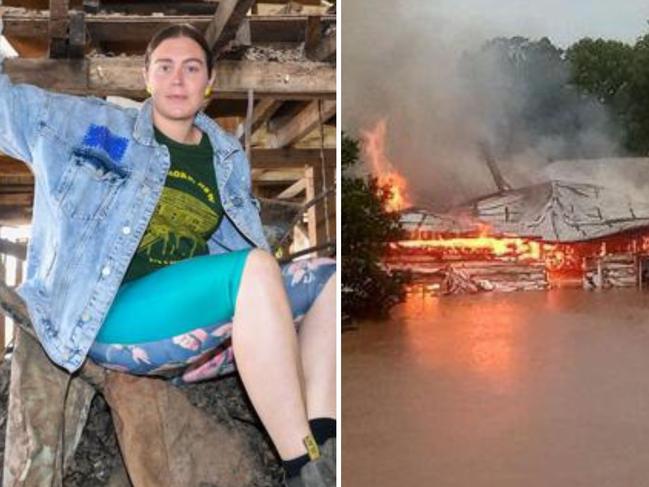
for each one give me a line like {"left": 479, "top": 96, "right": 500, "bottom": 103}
{"left": 55, "top": 147, "right": 127, "bottom": 221}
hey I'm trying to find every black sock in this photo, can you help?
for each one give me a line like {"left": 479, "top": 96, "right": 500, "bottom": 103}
{"left": 309, "top": 418, "right": 336, "bottom": 445}
{"left": 283, "top": 454, "right": 310, "bottom": 478}
{"left": 283, "top": 421, "right": 336, "bottom": 479}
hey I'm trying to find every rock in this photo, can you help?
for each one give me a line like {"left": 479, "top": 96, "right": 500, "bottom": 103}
{"left": 0, "top": 357, "right": 283, "bottom": 487}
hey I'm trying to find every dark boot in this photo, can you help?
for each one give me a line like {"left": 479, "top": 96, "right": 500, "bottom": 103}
{"left": 284, "top": 438, "right": 336, "bottom": 487}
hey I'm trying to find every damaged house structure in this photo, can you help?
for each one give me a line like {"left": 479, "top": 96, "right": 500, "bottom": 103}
{"left": 0, "top": 0, "right": 336, "bottom": 485}
{"left": 387, "top": 158, "right": 649, "bottom": 295}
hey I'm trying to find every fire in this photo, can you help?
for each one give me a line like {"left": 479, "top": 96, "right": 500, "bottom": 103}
{"left": 361, "top": 119, "right": 411, "bottom": 212}
{"left": 397, "top": 236, "right": 542, "bottom": 261}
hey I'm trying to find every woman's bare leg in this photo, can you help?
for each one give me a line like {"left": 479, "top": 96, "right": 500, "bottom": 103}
{"left": 232, "top": 249, "right": 310, "bottom": 460}
{"left": 297, "top": 273, "right": 336, "bottom": 420}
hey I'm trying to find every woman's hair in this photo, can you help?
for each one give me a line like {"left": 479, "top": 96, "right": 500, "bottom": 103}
{"left": 144, "top": 23, "right": 213, "bottom": 73}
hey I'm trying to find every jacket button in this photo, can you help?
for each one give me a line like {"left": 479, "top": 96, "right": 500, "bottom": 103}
{"left": 101, "top": 266, "right": 111, "bottom": 277}
{"left": 81, "top": 312, "right": 91, "bottom": 322}
{"left": 232, "top": 196, "right": 243, "bottom": 207}
{"left": 122, "top": 226, "right": 131, "bottom": 235}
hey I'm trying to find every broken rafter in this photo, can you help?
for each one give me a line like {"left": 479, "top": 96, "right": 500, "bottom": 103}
{"left": 3, "top": 57, "right": 335, "bottom": 100}
{"left": 268, "top": 99, "right": 335, "bottom": 148}
{"left": 204, "top": 0, "right": 257, "bottom": 58}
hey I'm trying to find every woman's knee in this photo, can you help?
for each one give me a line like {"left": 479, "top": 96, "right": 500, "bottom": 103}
{"left": 243, "top": 248, "right": 281, "bottom": 279}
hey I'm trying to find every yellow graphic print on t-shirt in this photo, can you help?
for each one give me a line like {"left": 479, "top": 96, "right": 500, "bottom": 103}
{"left": 138, "top": 186, "right": 218, "bottom": 264}
{"left": 167, "top": 169, "right": 217, "bottom": 204}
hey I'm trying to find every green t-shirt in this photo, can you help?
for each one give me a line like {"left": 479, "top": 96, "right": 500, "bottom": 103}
{"left": 122, "top": 127, "right": 223, "bottom": 283}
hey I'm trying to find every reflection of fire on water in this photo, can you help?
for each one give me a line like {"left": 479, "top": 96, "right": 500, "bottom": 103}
{"left": 361, "top": 119, "right": 410, "bottom": 212}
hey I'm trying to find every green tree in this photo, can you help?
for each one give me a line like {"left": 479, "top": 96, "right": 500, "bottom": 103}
{"left": 341, "top": 133, "right": 410, "bottom": 322}
{"left": 566, "top": 38, "right": 635, "bottom": 151}
{"left": 566, "top": 38, "right": 632, "bottom": 105}
{"left": 564, "top": 32, "right": 649, "bottom": 155}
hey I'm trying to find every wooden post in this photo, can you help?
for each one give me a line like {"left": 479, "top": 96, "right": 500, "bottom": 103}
{"left": 0, "top": 253, "right": 6, "bottom": 353}
{"left": 305, "top": 164, "right": 335, "bottom": 254}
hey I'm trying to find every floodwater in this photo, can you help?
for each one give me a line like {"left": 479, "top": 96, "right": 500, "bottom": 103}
{"left": 343, "top": 289, "right": 649, "bottom": 487}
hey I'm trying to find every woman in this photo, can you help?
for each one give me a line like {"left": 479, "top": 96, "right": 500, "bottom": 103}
{"left": 4, "top": 24, "right": 336, "bottom": 486}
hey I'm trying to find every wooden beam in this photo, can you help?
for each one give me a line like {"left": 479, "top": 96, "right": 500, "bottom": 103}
{"left": 277, "top": 178, "right": 306, "bottom": 199}
{"left": 0, "top": 194, "right": 33, "bottom": 206}
{"left": 268, "top": 100, "right": 335, "bottom": 148}
{"left": 68, "top": 10, "right": 86, "bottom": 59}
{"left": 252, "top": 169, "right": 304, "bottom": 182}
{"left": 0, "top": 159, "right": 34, "bottom": 184}
{"left": 49, "top": 0, "right": 68, "bottom": 38}
{"left": 258, "top": 0, "right": 322, "bottom": 4}
{"left": 3, "top": 57, "right": 335, "bottom": 100}
{"left": 304, "top": 15, "right": 321, "bottom": 58}
{"left": 85, "top": 2, "right": 220, "bottom": 15}
{"left": 0, "top": 238, "right": 27, "bottom": 261}
{"left": 4, "top": 58, "right": 88, "bottom": 94}
{"left": 48, "top": 0, "right": 69, "bottom": 58}
{"left": 0, "top": 208, "right": 32, "bottom": 227}
{"left": 0, "top": 261, "right": 5, "bottom": 351}
{"left": 305, "top": 163, "right": 335, "bottom": 251}
{"left": 204, "top": 0, "right": 256, "bottom": 57}
{"left": 235, "top": 99, "right": 283, "bottom": 141}
{"left": 250, "top": 148, "right": 335, "bottom": 169}
{"left": 1, "top": 10, "right": 336, "bottom": 45}
{"left": 306, "top": 26, "right": 335, "bottom": 62}
{"left": 0, "top": 147, "right": 334, "bottom": 177}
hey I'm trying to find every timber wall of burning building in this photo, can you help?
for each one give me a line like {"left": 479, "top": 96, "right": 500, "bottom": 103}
{"left": 386, "top": 188, "right": 649, "bottom": 295}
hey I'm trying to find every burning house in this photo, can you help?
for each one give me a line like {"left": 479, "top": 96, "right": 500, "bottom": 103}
{"left": 384, "top": 158, "right": 649, "bottom": 295}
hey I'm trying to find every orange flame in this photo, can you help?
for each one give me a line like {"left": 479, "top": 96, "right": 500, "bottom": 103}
{"left": 361, "top": 119, "right": 411, "bottom": 212}
{"left": 398, "top": 236, "right": 542, "bottom": 261}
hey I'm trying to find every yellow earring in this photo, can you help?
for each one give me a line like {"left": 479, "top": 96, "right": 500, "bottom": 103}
{"left": 146, "top": 85, "right": 152, "bottom": 95}
{"left": 204, "top": 87, "right": 212, "bottom": 98}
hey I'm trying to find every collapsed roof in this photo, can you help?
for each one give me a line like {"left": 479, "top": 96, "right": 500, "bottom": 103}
{"left": 401, "top": 158, "right": 649, "bottom": 243}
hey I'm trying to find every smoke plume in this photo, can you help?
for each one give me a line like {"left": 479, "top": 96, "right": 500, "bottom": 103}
{"left": 342, "top": 0, "right": 626, "bottom": 210}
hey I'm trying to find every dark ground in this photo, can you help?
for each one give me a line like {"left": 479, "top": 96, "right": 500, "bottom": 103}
{"left": 0, "top": 358, "right": 284, "bottom": 487}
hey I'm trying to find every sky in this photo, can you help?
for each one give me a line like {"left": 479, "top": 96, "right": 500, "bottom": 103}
{"left": 427, "top": 0, "right": 649, "bottom": 48}
{"left": 342, "top": 0, "right": 649, "bottom": 209}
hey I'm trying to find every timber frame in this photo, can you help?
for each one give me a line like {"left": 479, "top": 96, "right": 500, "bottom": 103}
{"left": 0, "top": 0, "right": 337, "bottom": 258}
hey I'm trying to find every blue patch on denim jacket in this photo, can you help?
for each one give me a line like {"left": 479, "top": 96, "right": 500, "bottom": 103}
{"left": 82, "top": 124, "right": 128, "bottom": 163}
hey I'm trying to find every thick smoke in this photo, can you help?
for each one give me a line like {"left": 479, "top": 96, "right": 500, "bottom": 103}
{"left": 343, "top": 1, "right": 626, "bottom": 210}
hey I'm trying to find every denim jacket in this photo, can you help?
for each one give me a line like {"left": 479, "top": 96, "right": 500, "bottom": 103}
{"left": 0, "top": 73, "right": 270, "bottom": 372}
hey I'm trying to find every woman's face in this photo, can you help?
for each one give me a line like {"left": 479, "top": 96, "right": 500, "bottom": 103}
{"left": 143, "top": 36, "right": 214, "bottom": 122}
